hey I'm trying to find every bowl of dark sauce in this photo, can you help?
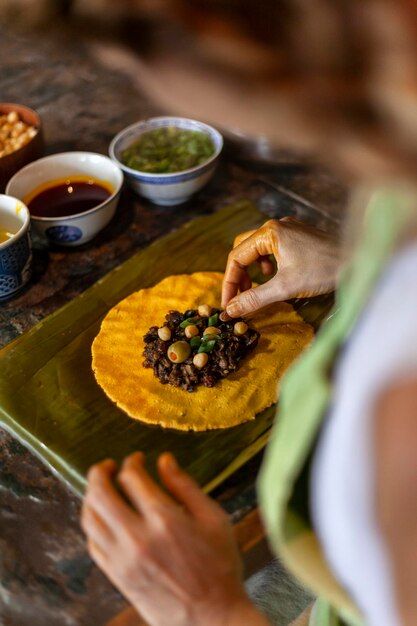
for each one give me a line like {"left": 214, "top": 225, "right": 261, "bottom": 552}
{"left": 6, "top": 152, "right": 123, "bottom": 246}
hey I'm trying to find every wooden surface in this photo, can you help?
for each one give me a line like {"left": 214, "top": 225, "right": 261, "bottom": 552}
{"left": 0, "top": 18, "right": 347, "bottom": 626}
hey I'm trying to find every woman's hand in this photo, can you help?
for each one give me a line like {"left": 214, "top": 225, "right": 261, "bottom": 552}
{"left": 222, "top": 217, "right": 340, "bottom": 317}
{"left": 81, "top": 452, "right": 264, "bottom": 626}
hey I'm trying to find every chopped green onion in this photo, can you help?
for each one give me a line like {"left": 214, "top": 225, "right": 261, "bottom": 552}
{"left": 190, "top": 336, "right": 201, "bottom": 349}
{"left": 180, "top": 316, "right": 201, "bottom": 328}
{"left": 201, "top": 333, "right": 220, "bottom": 344}
{"left": 208, "top": 313, "right": 219, "bottom": 327}
{"left": 198, "top": 340, "right": 216, "bottom": 353}
{"left": 120, "top": 127, "right": 215, "bottom": 174}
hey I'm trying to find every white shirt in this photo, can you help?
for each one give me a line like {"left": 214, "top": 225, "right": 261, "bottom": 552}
{"left": 311, "top": 242, "right": 417, "bottom": 626}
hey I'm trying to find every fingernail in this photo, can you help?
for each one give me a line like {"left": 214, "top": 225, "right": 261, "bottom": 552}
{"left": 226, "top": 300, "right": 242, "bottom": 317}
{"left": 219, "top": 310, "right": 232, "bottom": 322}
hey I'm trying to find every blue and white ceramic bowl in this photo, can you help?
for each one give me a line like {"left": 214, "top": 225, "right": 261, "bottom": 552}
{"left": 6, "top": 152, "right": 123, "bottom": 246}
{"left": 0, "top": 194, "right": 32, "bottom": 301}
{"left": 109, "top": 116, "right": 223, "bottom": 206}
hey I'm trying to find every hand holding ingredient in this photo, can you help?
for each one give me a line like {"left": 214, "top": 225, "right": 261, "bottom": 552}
{"left": 222, "top": 217, "right": 340, "bottom": 317}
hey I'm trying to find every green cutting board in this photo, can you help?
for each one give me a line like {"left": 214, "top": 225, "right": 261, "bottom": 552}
{"left": 0, "top": 201, "right": 332, "bottom": 496}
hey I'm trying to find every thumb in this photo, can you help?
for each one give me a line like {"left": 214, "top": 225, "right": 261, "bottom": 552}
{"left": 226, "top": 276, "right": 288, "bottom": 317}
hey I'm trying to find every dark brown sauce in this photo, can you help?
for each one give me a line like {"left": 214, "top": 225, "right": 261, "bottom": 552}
{"left": 28, "top": 180, "right": 111, "bottom": 218}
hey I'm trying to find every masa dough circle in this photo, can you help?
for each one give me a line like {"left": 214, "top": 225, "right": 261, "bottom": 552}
{"left": 92, "top": 272, "right": 313, "bottom": 431}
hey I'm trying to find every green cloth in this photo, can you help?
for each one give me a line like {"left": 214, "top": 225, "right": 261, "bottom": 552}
{"left": 257, "top": 186, "right": 416, "bottom": 626}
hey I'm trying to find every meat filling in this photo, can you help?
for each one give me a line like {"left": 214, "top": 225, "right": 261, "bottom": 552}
{"left": 142, "top": 307, "right": 260, "bottom": 392}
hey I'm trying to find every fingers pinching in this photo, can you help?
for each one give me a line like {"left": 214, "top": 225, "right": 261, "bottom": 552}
{"left": 221, "top": 255, "right": 249, "bottom": 308}
{"left": 226, "top": 276, "right": 286, "bottom": 316}
{"left": 222, "top": 223, "right": 279, "bottom": 310}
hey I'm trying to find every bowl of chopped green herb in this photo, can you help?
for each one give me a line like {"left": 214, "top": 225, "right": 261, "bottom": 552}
{"left": 109, "top": 116, "right": 223, "bottom": 206}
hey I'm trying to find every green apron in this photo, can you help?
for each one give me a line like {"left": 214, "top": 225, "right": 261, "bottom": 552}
{"left": 257, "top": 186, "right": 416, "bottom": 626}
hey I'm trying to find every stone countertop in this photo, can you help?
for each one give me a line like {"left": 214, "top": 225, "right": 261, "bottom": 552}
{"left": 0, "top": 24, "right": 347, "bottom": 626}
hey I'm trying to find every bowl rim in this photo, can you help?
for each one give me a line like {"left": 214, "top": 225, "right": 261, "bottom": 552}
{"left": 0, "top": 102, "right": 42, "bottom": 164}
{"left": 0, "top": 102, "right": 41, "bottom": 125}
{"left": 0, "top": 193, "right": 30, "bottom": 250}
{"left": 5, "top": 151, "right": 124, "bottom": 222}
{"left": 109, "top": 116, "right": 223, "bottom": 180}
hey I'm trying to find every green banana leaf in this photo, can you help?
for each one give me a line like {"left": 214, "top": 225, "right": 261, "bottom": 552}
{"left": 0, "top": 201, "right": 333, "bottom": 496}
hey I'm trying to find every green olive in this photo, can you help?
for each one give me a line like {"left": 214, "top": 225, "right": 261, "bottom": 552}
{"left": 167, "top": 341, "right": 191, "bottom": 364}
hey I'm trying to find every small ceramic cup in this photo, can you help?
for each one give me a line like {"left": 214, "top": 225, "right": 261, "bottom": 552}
{"left": 6, "top": 152, "right": 123, "bottom": 246}
{"left": 0, "top": 194, "right": 32, "bottom": 302}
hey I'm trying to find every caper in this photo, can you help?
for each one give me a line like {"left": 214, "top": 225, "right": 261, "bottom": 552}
{"left": 234, "top": 321, "right": 248, "bottom": 336}
{"left": 193, "top": 352, "right": 209, "bottom": 369}
{"left": 167, "top": 341, "right": 191, "bottom": 364}
{"left": 203, "top": 326, "right": 221, "bottom": 336}
{"left": 158, "top": 326, "right": 172, "bottom": 341}
{"left": 198, "top": 304, "right": 212, "bottom": 318}
{"left": 185, "top": 325, "right": 199, "bottom": 339}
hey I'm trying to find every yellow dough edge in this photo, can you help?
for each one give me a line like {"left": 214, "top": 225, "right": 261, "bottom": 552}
{"left": 91, "top": 272, "right": 314, "bottom": 431}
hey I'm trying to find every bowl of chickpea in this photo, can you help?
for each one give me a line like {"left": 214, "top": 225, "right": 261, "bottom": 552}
{"left": 0, "top": 103, "right": 43, "bottom": 193}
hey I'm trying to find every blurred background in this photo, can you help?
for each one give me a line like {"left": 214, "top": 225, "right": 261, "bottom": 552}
{"left": 0, "top": 0, "right": 313, "bottom": 164}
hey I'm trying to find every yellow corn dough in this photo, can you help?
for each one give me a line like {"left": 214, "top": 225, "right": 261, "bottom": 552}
{"left": 92, "top": 272, "right": 313, "bottom": 431}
